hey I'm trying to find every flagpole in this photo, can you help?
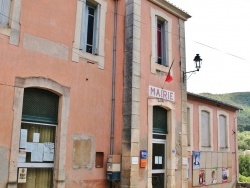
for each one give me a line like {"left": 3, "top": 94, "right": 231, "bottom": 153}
{"left": 162, "top": 59, "right": 174, "bottom": 88}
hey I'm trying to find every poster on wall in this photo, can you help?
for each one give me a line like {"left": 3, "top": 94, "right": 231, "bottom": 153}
{"left": 20, "top": 129, "right": 27, "bottom": 148}
{"left": 222, "top": 168, "right": 229, "bottom": 182}
{"left": 199, "top": 169, "right": 206, "bottom": 185}
{"left": 18, "top": 168, "right": 27, "bottom": 183}
{"left": 211, "top": 168, "right": 218, "bottom": 184}
{"left": 43, "top": 142, "right": 54, "bottom": 161}
{"left": 193, "top": 151, "right": 200, "bottom": 169}
{"left": 26, "top": 142, "right": 44, "bottom": 162}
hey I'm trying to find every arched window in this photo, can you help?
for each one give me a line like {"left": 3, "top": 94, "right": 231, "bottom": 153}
{"left": 19, "top": 88, "right": 59, "bottom": 187}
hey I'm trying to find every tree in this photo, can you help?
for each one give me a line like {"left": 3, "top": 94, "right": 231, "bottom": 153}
{"left": 239, "top": 154, "right": 250, "bottom": 177}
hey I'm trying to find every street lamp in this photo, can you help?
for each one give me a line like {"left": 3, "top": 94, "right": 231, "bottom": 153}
{"left": 183, "top": 54, "right": 202, "bottom": 82}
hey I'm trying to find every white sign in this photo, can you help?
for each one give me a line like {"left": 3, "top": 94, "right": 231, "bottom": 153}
{"left": 131, "top": 157, "right": 139, "bottom": 165}
{"left": 149, "top": 85, "right": 175, "bottom": 102}
{"left": 18, "top": 168, "right": 27, "bottom": 183}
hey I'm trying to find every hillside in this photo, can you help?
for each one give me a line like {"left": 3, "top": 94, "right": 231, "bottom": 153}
{"left": 199, "top": 92, "right": 250, "bottom": 132}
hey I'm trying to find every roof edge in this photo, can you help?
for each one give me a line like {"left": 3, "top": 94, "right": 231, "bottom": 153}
{"left": 187, "top": 92, "right": 243, "bottom": 111}
{"left": 148, "top": 0, "right": 191, "bottom": 21}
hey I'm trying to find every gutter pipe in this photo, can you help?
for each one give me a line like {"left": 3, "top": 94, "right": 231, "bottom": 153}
{"left": 110, "top": 0, "right": 118, "bottom": 155}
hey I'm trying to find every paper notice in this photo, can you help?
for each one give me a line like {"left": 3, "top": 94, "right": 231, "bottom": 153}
{"left": 18, "top": 168, "right": 27, "bottom": 183}
{"left": 30, "top": 143, "right": 44, "bottom": 162}
{"left": 33, "top": 133, "right": 40, "bottom": 143}
{"left": 20, "top": 129, "right": 27, "bottom": 148}
{"left": 155, "top": 156, "right": 159, "bottom": 164}
{"left": 159, "top": 156, "right": 162, "bottom": 164}
{"left": 18, "top": 152, "right": 26, "bottom": 163}
{"left": 43, "top": 142, "right": 54, "bottom": 161}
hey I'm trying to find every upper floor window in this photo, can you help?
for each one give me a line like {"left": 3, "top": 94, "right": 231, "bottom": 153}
{"left": 219, "top": 115, "right": 227, "bottom": 148}
{"left": 156, "top": 18, "right": 168, "bottom": 66}
{"left": 80, "top": 2, "right": 100, "bottom": 55}
{"left": 73, "top": 0, "right": 107, "bottom": 69}
{"left": 201, "top": 110, "right": 210, "bottom": 147}
{"left": 187, "top": 107, "right": 191, "bottom": 147}
{"left": 187, "top": 103, "right": 194, "bottom": 151}
{"left": 0, "top": 0, "right": 22, "bottom": 45}
{"left": 150, "top": 8, "right": 172, "bottom": 74}
{"left": 217, "top": 111, "right": 230, "bottom": 151}
{"left": 0, "top": 0, "right": 11, "bottom": 27}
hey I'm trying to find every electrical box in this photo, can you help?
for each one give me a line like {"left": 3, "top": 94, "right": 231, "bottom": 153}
{"left": 107, "top": 163, "right": 121, "bottom": 171}
{"left": 106, "top": 154, "right": 121, "bottom": 182}
{"left": 106, "top": 171, "right": 121, "bottom": 181}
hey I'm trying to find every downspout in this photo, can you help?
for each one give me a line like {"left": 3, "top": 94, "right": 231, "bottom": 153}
{"left": 110, "top": 0, "right": 118, "bottom": 155}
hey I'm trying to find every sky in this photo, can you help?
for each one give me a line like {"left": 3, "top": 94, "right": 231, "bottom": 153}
{"left": 168, "top": 0, "right": 250, "bottom": 94}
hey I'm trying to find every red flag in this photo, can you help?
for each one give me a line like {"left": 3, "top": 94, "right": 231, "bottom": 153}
{"left": 165, "top": 73, "right": 173, "bottom": 82}
{"left": 165, "top": 60, "right": 174, "bottom": 82}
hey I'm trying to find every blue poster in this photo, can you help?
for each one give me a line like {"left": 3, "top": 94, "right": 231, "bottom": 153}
{"left": 193, "top": 151, "right": 200, "bottom": 169}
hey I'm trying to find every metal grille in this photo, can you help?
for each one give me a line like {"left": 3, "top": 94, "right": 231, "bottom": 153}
{"left": 22, "top": 88, "right": 59, "bottom": 124}
{"left": 153, "top": 106, "right": 167, "bottom": 134}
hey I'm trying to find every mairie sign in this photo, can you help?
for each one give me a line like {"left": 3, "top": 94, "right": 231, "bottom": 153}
{"left": 149, "top": 85, "right": 175, "bottom": 102}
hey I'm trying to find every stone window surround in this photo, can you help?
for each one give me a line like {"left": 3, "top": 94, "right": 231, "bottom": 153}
{"left": 7, "top": 77, "right": 70, "bottom": 188}
{"left": 217, "top": 110, "right": 230, "bottom": 152}
{"left": 187, "top": 103, "right": 193, "bottom": 151}
{"left": 147, "top": 98, "right": 176, "bottom": 188}
{"left": 0, "top": 0, "right": 22, "bottom": 45}
{"left": 199, "top": 106, "right": 214, "bottom": 151}
{"left": 150, "top": 7, "right": 172, "bottom": 74}
{"left": 72, "top": 0, "right": 107, "bottom": 69}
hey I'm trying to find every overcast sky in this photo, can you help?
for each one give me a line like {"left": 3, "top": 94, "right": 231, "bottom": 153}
{"left": 168, "top": 0, "right": 250, "bottom": 94}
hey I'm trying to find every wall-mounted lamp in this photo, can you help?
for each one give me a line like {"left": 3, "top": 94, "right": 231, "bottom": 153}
{"left": 183, "top": 54, "right": 202, "bottom": 82}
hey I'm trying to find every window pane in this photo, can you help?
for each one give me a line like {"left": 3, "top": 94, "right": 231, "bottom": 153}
{"left": 0, "top": 0, "right": 11, "bottom": 27}
{"left": 86, "top": 6, "right": 95, "bottom": 53}
{"left": 22, "top": 88, "right": 59, "bottom": 124}
{"left": 187, "top": 108, "right": 191, "bottom": 146}
{"left": 219, "top": 115, "right": 227, "bottom": 148}
{"left": 153, "top": 106, "right": 167, "bottom": 134}
{"left": 201, "top": 111, "right": 210, "bottom": 147}
{"left": 152, "top": 173, "right": 164, "bottom": 188}
{"left": 152, "top": 143, "right": 165, "bottom": 169}
{"left": 157, "top": 22, "right": 162, "bottom": 64}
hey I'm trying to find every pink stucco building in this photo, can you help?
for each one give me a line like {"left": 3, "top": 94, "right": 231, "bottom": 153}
{"left": 187, "top": 93, "right": 241, "bottom": 187}
{"left": 0, "top": 0, "right": 240, "bottom": 187}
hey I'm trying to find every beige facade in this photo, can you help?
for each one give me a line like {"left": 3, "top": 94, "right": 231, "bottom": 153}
{"left": 0, "top": 0, "right": 239, "bottom": 188}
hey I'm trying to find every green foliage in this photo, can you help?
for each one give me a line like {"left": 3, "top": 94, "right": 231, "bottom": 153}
{"left": 200, "top": 92, "right": 250, "bottom": 132}
{"left": 238, "top": 131, "right": 250, "bottom": 150}
{"left": 239, "top": 154, "right": 250, "bottom": 177}
{"left": 239, "top": 174, "right": 250, "bottom": 183}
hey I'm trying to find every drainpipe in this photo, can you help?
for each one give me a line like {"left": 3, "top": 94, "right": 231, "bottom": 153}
{"left": 110, "top": 0, "right": 118, "bottom": 156}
